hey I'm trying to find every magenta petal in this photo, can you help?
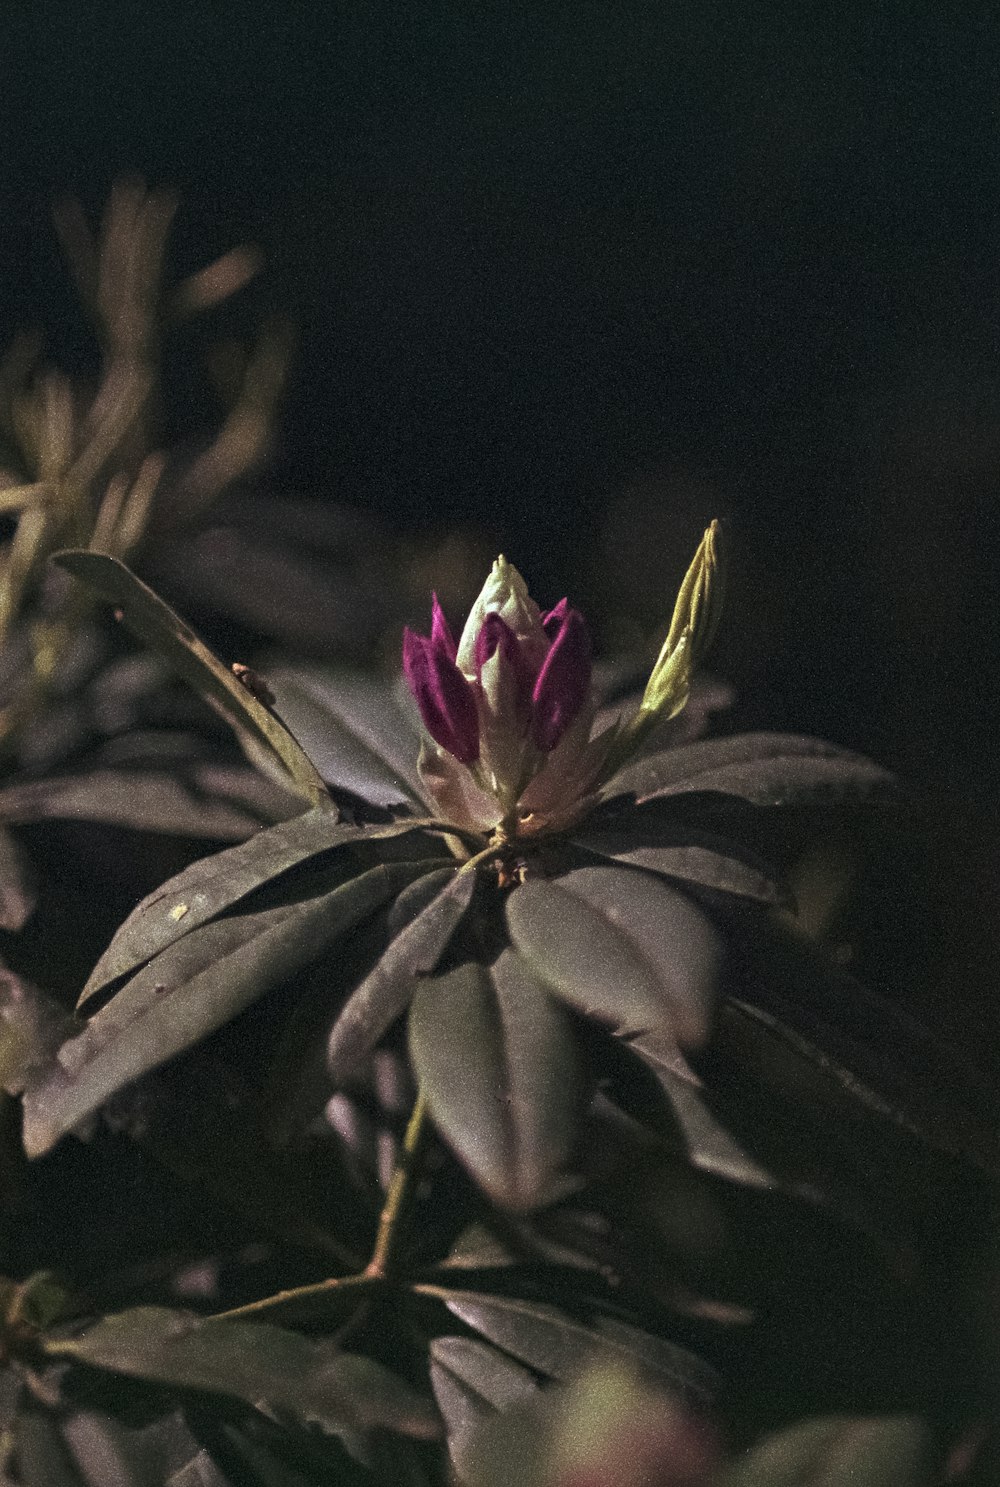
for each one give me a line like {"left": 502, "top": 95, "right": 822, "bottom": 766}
{"left": 430, "top": 593, "right": 458, "bottom": 662}
{"left": 530, "top": 608, "right": 592, "bottom": 752}
{"left": 541, "top": 597, "right": 569, "bottom": 637}
{"left": 474, "top": 612, "right": 535, "bottom": 709}
{"left": 403, "top": 628, "right": 480, "bottom": 763}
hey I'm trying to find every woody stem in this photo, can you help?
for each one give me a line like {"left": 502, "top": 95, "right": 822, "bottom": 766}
{"left": 364, "top": 1087, "right": 430, "bottom": 1280}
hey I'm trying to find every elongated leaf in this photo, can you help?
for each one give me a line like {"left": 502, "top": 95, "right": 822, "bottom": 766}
{"left": 417, "top": 1287, "right": 718, "bottom": 1407}
{"left": 506, "top": 866, "right": 721, "bottom": 1049}
{"left": 0, "top": 767, "right": 287, "bottom": 843}
{"left": 267, "top": 664, "right": 428, "bottom": 810}
{"left": 62, "top": 1411, "right": 164, "bottom": 1487}
{"left": 619, "top": 1030, "right": 917, "bottom": 1258}
{"left": 52, "top": 551, "right": 332, "bottom": 808}
{"left": 410, "top": 952, "right": 581, "bottom": 1211}
{"left": 721, "top": 1415, "right": 932, "bottom": 1487}
{"left": 14, "top": 1413, "right": 88, "bottom": 1487}
{"left": 429, "top": 1336, "right": 539, "bottom": 1484}
{"left": 572, "top": 822, "right": 788, "bottom": 906}
{"left": 604, "top": 732, "right": 893, "bottom": 807}
{"left": 731, "top": 921, "right": 1000, "bottom": 1178}
{"left": 327, "top": 864, "right": 477, "bottom": 1083}
{"left": 45, "top": 1308, "right": 439, "bottom": 1442}
{"left": 80, "top": 813, "right": 435, "bottom": 1011}
{"left": 79, "top": 808, "right": 367, "bottom": 1008}
{"left": 626, "top": 1032, "right": 774, "bottom": 1192}
{"left": 23, "top": 861, "right": 429, "bottom": 1157}
{"left": 720, "top": 998, "right": 1000, "bottom": 1190}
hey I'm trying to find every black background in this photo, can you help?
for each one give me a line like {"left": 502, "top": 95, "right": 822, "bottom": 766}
{"left": 2, "top": 2, "right": 998, "bottom": 1035}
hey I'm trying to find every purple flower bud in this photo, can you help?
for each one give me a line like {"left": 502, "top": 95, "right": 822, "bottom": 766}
{"left": 430, "top": 593, "right": 458, "bottom": 661}
{"left": 474, "top": 612, "right": 535, "bottom": 717}
{"left": 530, "top": 607, "right": 592, "bottom": 752}
{"left": 403, "top": 627, "right": 480, "bottom": 764}
{"left": 541, "top": 598, "right": 569, "bottom": 638}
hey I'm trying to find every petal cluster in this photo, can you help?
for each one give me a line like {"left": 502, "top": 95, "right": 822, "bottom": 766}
{"left": 402, "top": 525, "right": 724, "bottom": 840}
{"left": 403, "top": 559, "right": 595, "bottom": 832}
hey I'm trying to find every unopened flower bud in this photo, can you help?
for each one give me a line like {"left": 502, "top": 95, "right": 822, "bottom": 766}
{"left": 402, "top": 621, "right": 480, "bottom": 765}
{"left": 640, "top": 519, "right": 724, "bottom": 723}
{"left": 456, "top": 556, "right": 548, "bottom": 675}
{"left": 406, "top": 560, "right": 607, "bottom": 838}
{"left": 530, "top": 606, "right": 592, "bottom": 753}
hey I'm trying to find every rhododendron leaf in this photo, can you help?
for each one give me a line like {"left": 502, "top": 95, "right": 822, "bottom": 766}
{"left": 23, "top": 860, "right": 431, "bottom": 1157}
{"left": 604, "top": 733, "right": 894, "bottom": 807}
{"left": 430, "top": 1335, "right": 539, "bottom": 1483}
{"left": 621, "top": 1029, "right": 918, "bottom": 1257}
{"left": 265, "top": 662, "right": 429, "bottom": 809}
{"left": 506, "top": 866, "right": 721, "bottom": 1049}
{"left": 327, "top": 863, "right": 477, "bottom": 1083}
{"left": 572, "top": 822, "right": 789, "bottom": 906}
{"left": 0, "top": 764, "right": 296, "bottom": 843}
{"left": 417, "top": 1286, "right": 718, "bottom": 1407}
{"left": 78, "top": 807, "right": 423, "bottom": 1009}
{"left": 409, "top": 954, "right": 581, "bottom": 1211}
{"left": 44, "top": 1308, "right": 439, "bottom": 1442}
{"left": 52, "top": 551, "right": 332, "bottom": 809}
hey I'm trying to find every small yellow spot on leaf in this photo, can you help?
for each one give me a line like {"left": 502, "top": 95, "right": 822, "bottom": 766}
{"left": 170, "top": 903, "right": 189, "bottom": 921}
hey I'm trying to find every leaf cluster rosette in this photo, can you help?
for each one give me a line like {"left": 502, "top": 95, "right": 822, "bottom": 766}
{"left": 23, "top": 534, "right": 996, "bottom": 1208}
{"left": 4, "top": 531, "right": 995, "bottom": 1485}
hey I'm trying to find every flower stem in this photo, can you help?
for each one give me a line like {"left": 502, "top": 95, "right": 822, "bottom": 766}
{"left": 364, "top": 1087, "right": 430, "bottom": 1280}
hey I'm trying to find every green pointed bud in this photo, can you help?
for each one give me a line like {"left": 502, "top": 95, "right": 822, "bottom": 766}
{"left": 598, "top": 521, "right": 725, "bottom": 783}
{"left": 640, "top": 519, "right": 724, "bottom": 721}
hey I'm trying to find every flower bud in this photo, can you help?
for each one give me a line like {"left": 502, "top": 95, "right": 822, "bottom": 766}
{"left": 639, "top": 519, "right": 724, "bottom": 723}
{"left": 455, "top": 556, "right": 547, "bottom": 676}
{"left": 408, "top": 560, "right": 610, "bottom": 838}
{"left": 530, "top": 606, "right": 592, "bottom": 753}
{"left": 402, "top": 625, "right": 480, "bottom": 765}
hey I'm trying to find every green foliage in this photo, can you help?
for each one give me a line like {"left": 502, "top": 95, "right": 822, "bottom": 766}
{"left": 0, "top": 248, "right": 993, "bottom": 1482}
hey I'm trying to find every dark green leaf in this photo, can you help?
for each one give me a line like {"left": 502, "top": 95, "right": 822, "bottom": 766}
{"left": 572, "top": 822, "right": 788, "bottom": 905}
{"left": 23, "top": 861, "right": 429, "bottom": 1157}
{"left": 327, "top": 865, "right": 477, "bottom": 1083}
{"left": 429, "top": 1336, "right": 538, "bottom": 1484}
{"left": 61, "top": 1411, "right": 164, "bottom": 1487}
{"left": 52, "top": 551, "right": 333, "bottom": 809}
{"left": 417, "top": 1287, "right": 718, "bottom": 1407}
{"left": 79, "top": 808, "right": 368, "bottom": 1008}
{"left": 0, "top": 824, "right": 36, "bottom": 929}
{"left": 721, "top": 1415, "right": 932, "bottom": 1487}
{"left": 0, "top": 766, "right": 295, "bottom": 843}
{"left": 410, "top": 952, "right": 581, "bottom": 1211}
{"left": 180, "top": 1399, "right": 380, "bottom": 1487}
{"left": 719, "top": 998, "right": 1000, "bottom": 1200}
{"left": 45, "top": 1308, "right": 440, "bottom": 1443}
{"left": 730, "top": 922, "right": 1000, "bottom": 1179}
{"left": 618, "top": 1029, "right": 918, "bottom": 1260}
{"left": 266, "top": 664, "right": 428, "bottom": 810}
{"left": 626, "top": 1032, "right": 774, "bottom": 1192}
{"left": 506, "top": 866, "right": 721, "bottom": 1049}
{"left": 605, "top": 733, "right": 893, "bottom": 808}
{"left": 13, "top": 1413, "right": 88, "bottom": 1487}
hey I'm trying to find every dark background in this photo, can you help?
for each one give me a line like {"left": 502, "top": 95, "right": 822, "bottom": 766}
{"left": 1, "top": 3, "right": 998, "bottom": 1036}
